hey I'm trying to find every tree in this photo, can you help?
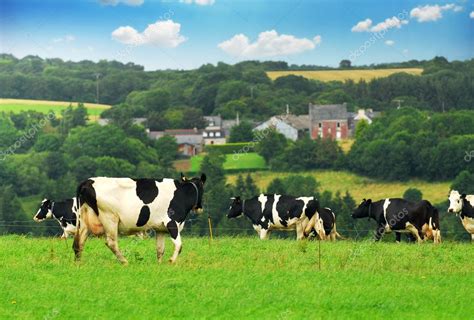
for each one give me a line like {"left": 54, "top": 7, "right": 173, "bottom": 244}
{"left": 339, "top": 60, "right": 351, "bottom": 68}
{"left": 182, "top": 108, "right": 207, "bottom": 129}
{"left": 244, "top": 174, "right": 259, "bottom": 198}
{"left": 0, "top": 185, "right": 30, "bottom": 234}
{"left": 403, "top": 188, "right": 423, "bottom": 202}
{"left": 255, "top": 129, "right": 287, "bottom": 164}
{"left": 451, "top": 170, "right": 474, "bottom": 194}
{"left": 267, "top": 178, "right": 285, "bottom": 194}
{"left": 155, "top": 135, "right": 178, "bottom": 169}
{"left": 228, "top": 121, "right": 254, "bottom": 143}
{"left": 45, "top": 151, "right": 68, "bottom": 179}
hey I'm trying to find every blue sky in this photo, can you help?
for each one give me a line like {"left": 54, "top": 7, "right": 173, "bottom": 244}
{"left": 1, "top": 0, "right": 473, "bottom": 70}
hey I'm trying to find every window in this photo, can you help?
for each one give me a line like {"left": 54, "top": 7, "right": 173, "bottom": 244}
{"left": 209, "top": 132, "right": 214, "bottom": 137}
{"left": 203, "top": 132, "right": 208, "bottom": 137}
{"left": 337, "top": 122, "right": 340, "bottom": 128}
{"left": 318, "top": 122, "right": 322, "bottom": 128}
{"left": 216, "top": 132, "right": 221, "bottom": 137}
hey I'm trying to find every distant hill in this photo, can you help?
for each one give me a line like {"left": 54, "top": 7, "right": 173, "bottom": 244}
{"left": 267, "top": 68, "right": 423, "bottom": 82}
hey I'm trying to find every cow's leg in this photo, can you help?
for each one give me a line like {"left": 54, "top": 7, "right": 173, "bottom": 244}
{"left": 374, "top": 224, "right": 386, "bottom": 241}
{"left": 156, "top": 232, "right": 165, "bottom": 263}
{"left": 101, "top": 216, "right": 128, "bottom": 265}
{"left": 167, "top": 221, "right": 182, "bottom": 263}
{"left": 73, "top": 220, "right": 89, "bottom": 261}
{"left": 259, "top": 228, "right": 269, "bottom": 240}
{"left": 395, "top": 232, "right": 401, "bottom": 243}
{"left": 406, "top": 224, "right": 422, "bottom": 243}
{"left": 296, "top": 222, "right": 305, "bottom": 240}
{"left": 471, "top": 233, "right": 474, "bottom": 242}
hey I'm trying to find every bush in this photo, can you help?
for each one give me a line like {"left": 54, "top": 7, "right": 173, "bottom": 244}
{"left": 204, "top": 142, "right": 255, "bottom": 154}
{"left": 403, "top": 188, "right": 423, "bottom": 202}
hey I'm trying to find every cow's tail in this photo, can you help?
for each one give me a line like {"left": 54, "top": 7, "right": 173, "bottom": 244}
{"left": 76, "top": 179, "right": 99, "bottom": 216}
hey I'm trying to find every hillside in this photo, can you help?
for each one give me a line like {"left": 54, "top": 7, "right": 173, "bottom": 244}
{"left": 267, "top": 68, "right": 423, "bottom": 82}
{"left": 0, "top": 98, "right": 110, "bottom": 120}
{"left": 227, "top": 170, "right": 450, "bottom": 204}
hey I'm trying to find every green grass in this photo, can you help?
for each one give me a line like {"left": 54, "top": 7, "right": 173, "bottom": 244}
{"left": 266, "top": 68, "right": 423, "bottom": 82}
{"left": 190, "top": 152, "right": 266, "bottom": 172}
{"left": 227, "top": 170, "right": 450, "bottom": 204}
{"left": 0, "top": 235, "right": 472, "bottom": 319}
{"left": 0, "top": 98, "right": 111, "bottom": 120}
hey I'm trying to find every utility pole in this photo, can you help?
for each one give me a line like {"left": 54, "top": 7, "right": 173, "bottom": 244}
{"left": 250, "top": 86, "right": 254, "bottom": 99}
{"left": 94, "top": 73, "right": 101, "bottom": 104}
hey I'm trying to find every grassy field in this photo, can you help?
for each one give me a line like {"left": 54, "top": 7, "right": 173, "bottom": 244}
{"left": 0, "top": 98, "right": 111, "bottom": 120}
{"left": 227, "top": 170, "right": 450, "bottom": 204}
{"left": 190, "top": 152, "right": 266, "bottom": 172}
{"left": 267, "top": 68, "right": 423, "bottom": 82}
{"left": 0, "top": 235, "right": 472, "bottom": 319}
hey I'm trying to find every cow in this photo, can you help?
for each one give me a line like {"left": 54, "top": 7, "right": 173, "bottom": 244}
{"left": 448, "top": 190, "right": 474, "bottom": 241}
{"left": 227, "top": 194, "right": 320, "bottom": 240}
{"left": 351, "top": 198, "right": 441, "bottom": 243}
{"left": 303, "top": 207, "right": 343, "bottom": 241}
{"left": 33, "top": 198, "right": 78, "bottom": 238}
{"left": 73, "top": 173, "right": 206, "bottom": 265}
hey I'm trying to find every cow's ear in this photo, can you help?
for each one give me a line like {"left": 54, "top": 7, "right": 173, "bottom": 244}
{"left": 200, "top": 173, "right": 207, "bottom": 184}
{"left": 366, "top": 199, "right": 372, "bottom": 204}
{"left": 180, "top": 172, "right": 187, "bottom": 181}
{"left": 461, "top": 194, "right": 467, "bottom": 199}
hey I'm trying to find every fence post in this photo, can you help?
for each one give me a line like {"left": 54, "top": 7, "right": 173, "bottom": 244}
{"left": 207, "top": 214, "right": 213, "bottom": 245}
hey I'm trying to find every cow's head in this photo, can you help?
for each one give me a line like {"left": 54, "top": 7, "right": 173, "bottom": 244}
{"left": 227, "top": 197, "right": 243, "bottom": 218}
{"left": 351, "top": 199, "right": 372, "bottom": 219}
{"left": 448, "top": 190, "right": 465, "bottom": 213}
{"left": 183, "top": 173, "right": 206, "bottom": 213}
{"left": 34, "top": 199, "right": 53, "bottom": 222}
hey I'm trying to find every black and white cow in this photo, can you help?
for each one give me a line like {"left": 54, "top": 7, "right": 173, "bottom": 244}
{"left": 448, "top": 190, "right": 474, "bottom": 241}
{"left": 227, "top": 194, "right": 320, "bottom": 240}
{"left": 351, "top": 198, "right": 441, "bottom": 243}
{"left": 33, "top": 198, "right": 78, "bottom": 238}
{"left": 304, "top": 207, "right": 343, "bottom": 241}
{"left": 73, "top": 174, "right": 206, "bottom": 264}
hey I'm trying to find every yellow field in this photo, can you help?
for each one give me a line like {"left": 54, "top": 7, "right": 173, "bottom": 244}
{"left": 227, "top": 170, "right": 450, "bottom": 204}
{"left": 267, "top": 68, "right": 423, "bottom": 82}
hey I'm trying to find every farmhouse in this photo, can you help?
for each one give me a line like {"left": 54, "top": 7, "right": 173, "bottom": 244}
{"left": 148, "top": 129, "right": 203, "bottom": 157}
{"left": 309, "top": 103, "right": 349, "bottom": 140}
{"left": 203, "top": 115, "right": 226, "bottom": 145}
{"left": 254, "top": 113, "right": 310, "bottom": 141}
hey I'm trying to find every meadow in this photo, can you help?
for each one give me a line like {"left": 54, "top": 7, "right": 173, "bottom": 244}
{"left": 0, "top": 235, "right": 472, "bottom": 319}
{"left": 190, "top": 152, "right": 267, "bottom": 172}
{"left": 227, "top": 170, "right": 450, "bottom": 204}
{"left": 266, "top": 68, "right": 423, "bottom": 82}
{"left": 0, "top": 98, "right": 110, "bottom": 120}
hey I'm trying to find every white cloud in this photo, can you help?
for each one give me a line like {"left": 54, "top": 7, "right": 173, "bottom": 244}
{"left": 385, "top": 40, "right": 395, "bottom": 46}
{"left": 351, "top": 16, "right": 408, "bottom": 33}
{"left": 52, "top": 34, "right": 75, "bottom": 43}
{"left": 410, "top": 4, "right": 462, "bottom": 22}
{"left": 218, "top": 30, "right": 321, "bottom": 58}
{"left": 470, "top": 11, "right": 474, "bottom": 18}
{"left": 180, "top": 0, "right": 215, "bottom": 5}
{"left": 371, "top": 16, "right": 408, "bottom": 32}
{"left": 351, "top": 18, "right": 372, "bottom": 32}
{"left": 111, "top": 19, "right": 186, "bottom": 48}
{"left": 100, "top": 0, "right": 144, "bottom": 6}
{"left": 403, "top": 49, "right": 409, "bottom": 55}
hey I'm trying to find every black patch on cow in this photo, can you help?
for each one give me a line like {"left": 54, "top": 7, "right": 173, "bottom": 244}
{"left": 135, "top": 179, "right": 159, "bottom": 204}
{"left": 136, "top": 205, "right": 151, "bottom": 227}
{"left": 167, "top": 221, "right": 178, "bottom": 239}
{"left": 77, "top": 179, "right": 99, "bottom": 215}
{"left": 52, "top": 198, "right": 77, "bottom": 227}
{"left": 461, "top": 198, "right": 474, "bottom": 218}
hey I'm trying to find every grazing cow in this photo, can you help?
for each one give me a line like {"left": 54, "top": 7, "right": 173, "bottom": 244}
{"left": 227, "top": 194, "right": 320, "bottom": 240}
{"left": 73, "top": 174, "right": 206, "bottom": 264}
{"left": 33, "top": 198, "right": 78, "bottom": 238}
{"left": 304, "top": 207, "right": 343, "bottom": 241}
{"left": 448, "top": 190, "right": 474, "bottom": 241}
{"left": 351, "top": 198, "right": 441, "bottom": 243}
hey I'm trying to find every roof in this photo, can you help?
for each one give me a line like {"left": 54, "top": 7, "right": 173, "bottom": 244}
{"left": 309, "top": 103, "right": 348, "bottom": 121}
{"left": 204, "top": 115, "right": 222, "bottom": 127}
{"left": 148, "top": 129, "right": 203, "bottom": 145}
{"left": 278, "top": 114, "right": 310, "bottom": 130}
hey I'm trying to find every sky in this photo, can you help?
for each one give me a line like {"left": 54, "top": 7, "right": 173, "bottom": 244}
{"left": 0, "top": 0, "right": 473, "bottom": 70}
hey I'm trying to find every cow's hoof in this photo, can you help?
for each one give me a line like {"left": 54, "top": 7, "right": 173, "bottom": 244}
{"left": 168, "top": 259, "right": 176, "bottom": 264}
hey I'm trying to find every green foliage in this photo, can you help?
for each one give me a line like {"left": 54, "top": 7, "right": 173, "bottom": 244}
{"left": 255, "top": 129, "right": 288, "bottom": 163}
{"left": 267, "top": 175, "right": 319, "bottom": 196}
{"left": 451, "top": 170, "right": 474, "bottom": 194}
{"left": 204, "top": 142, "right": 253, "bottom": 154}
{"left": 0, "top": 186, "right": 30, "bottom": 234}
{"left": 155, "top": 135, "right": 179, "bottom": 169}
{"left": 403, "top": 188, "right": 423, "bottom": 202}
{"left": 228, "top": 121, "right": 255, "bottom": 143}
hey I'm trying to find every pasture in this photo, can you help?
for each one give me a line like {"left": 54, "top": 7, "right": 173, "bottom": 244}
{"left": 0, "top": 98, "right": 111, "bottom": 120}
{"left": 227, "top": 170, "right": 450, "bottom": 204}
{"left": 190, "top": 152, "right": 266, "bottom": 172}
{"left": 1, "top": 235, "right": 472, "bottom": 319}
{"left": 266, "top": 68, "right": 423, "bottom": 82}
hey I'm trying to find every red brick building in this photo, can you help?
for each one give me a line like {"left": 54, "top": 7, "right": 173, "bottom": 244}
{"left": 309, "top": 103, "right": 349, "bottom": 140}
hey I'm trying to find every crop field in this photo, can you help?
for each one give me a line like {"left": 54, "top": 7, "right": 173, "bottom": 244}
{"left": 190, "top": 152, "right": 266, "bottom": 172}
{"left": 0, "top": 235, "right": 472, "bottom": 319}
{"left": 266, "top": 68, "right": 423, "bottom": 82}
{"left": 227, "top": 170, "right": 450, "bottom": 204}
{"left": 0, "top": 98, "right": 111, "bottom": 120}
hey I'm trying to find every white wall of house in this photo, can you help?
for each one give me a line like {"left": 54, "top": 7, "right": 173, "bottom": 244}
{"left": 254, "top": 117, "right": 298, "bottom": 141}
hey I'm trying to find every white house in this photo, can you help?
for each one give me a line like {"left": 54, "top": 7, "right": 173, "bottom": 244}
{"left": 254, "top": 114, "right": 310, "bottom": 141}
